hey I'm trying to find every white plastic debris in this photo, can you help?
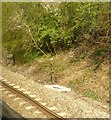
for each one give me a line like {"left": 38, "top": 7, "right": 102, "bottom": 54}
{"left": 44, "top": 85, "right": 71, "bottom": 92}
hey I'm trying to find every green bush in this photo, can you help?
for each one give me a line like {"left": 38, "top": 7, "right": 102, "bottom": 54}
{"left": 23, "top": 52, "right": 38, "bottom": 63}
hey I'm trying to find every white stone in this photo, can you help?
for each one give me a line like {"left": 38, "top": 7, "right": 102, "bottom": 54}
{"left": 9, "top": 83, "right": 15, "bottom": 86}
{"left": 35, "top": 98, "right": 41, "bottom": 101}
{"left": 5, "top": 91, "right": 10, "bottom": 94}
{"left": 13, "top": 86, "right": 20, "bottom": 88}
{"left": 19, "top": 101, "right": 27, "bottom": 106}
{"left": 18, "top": 88, "right": 25, "bottom": 91}
{"left": 57, "top": 112, "right": 67, "bottom": 116}
{"left": 48, "top": 107, "right": 58, "bottom": 111}
{"left": 34, "top": 111, "right": 41, "bottom": 114}
{"left": 29, "top": 94, "right": 36, "bottom": 98}
{"left": 26, "top": 106, "right": 35, "bottom": 110}
{"left": 40, "top": 102, "right": 46, "bottom": 106}
{"left": 23, "top": 91, "right": 31, "bottom": 94}
{"left": 13, "top": 97, "right": 21, "bottom": 101}
{"left": 8, "top": 94, "right": 16, "bottom": 97}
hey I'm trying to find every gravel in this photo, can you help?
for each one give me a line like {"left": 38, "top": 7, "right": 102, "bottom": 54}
{"left": 2, "top": 66, "right": 109, "bottom": 118}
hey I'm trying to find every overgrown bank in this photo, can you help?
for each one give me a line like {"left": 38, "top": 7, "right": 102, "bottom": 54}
{"left": 5, "top": 44, "right": 109, "bottom": 105}
{"left": 2, "top": 2, "right": 110, "bottom": 105}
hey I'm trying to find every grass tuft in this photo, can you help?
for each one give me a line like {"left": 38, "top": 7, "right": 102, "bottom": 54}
{"left": 84, "top": 89, "right": 101, "bottom": 101}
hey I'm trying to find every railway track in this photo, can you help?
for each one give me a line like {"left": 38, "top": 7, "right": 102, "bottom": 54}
{"left": 1, "top": 75, "right": 109, "bottom": 118}
{"left": 1, "top": 79, "right": 66, "bottom": 119}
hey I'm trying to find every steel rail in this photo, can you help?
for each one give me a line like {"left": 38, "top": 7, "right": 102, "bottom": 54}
{"left": 2, "top": 81, "right": 66, "bottom": 120}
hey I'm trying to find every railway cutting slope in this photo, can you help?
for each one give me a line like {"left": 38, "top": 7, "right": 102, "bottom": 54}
{"left": 2, "top": 66, "right": 109, "bottom": 118}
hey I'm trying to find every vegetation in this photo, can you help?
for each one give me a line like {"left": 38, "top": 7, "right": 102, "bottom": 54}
{"left": 2, "top": 2, "right": 110, "bottom": 63}
{"left": 2, "top": 2, "right": 110, "bottom": 104}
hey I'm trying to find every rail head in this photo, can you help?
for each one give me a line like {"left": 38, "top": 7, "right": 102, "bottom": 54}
{"left": 2, "top": 81, "right": 66, "bottom": 120}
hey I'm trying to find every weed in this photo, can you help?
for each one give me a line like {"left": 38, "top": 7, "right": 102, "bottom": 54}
{"left": 24, "top": 53, "right": 38, "bottom": 63}
{"left": 67, "top": 80, "right": 77, "bottom": 90}
{"left": 84, "top": 90, "right": 101, "bottom": 101}
{"left": 93, "top": 47, "right": 108, "bottom": 56}
{"left": 70, "top": 54, "right": 86, "bottom": 63}
{"left": 67, "top": 78, "right": 86, "bottom": 90}
{"left": 93, "top": 59, "right": 102, "bottom": 65}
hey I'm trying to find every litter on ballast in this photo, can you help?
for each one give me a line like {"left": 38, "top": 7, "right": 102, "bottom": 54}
{"left": 44, "top": 85, "right": 71, "bottom": 92}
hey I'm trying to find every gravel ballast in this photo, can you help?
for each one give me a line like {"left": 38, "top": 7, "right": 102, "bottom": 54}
{"left": 2, "top": 66, "right": 109, "bottom": 118}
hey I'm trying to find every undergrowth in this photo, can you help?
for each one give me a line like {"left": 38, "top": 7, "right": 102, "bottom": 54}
{"left": 4, "top": 45, "right": 109, "bottom": 105}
